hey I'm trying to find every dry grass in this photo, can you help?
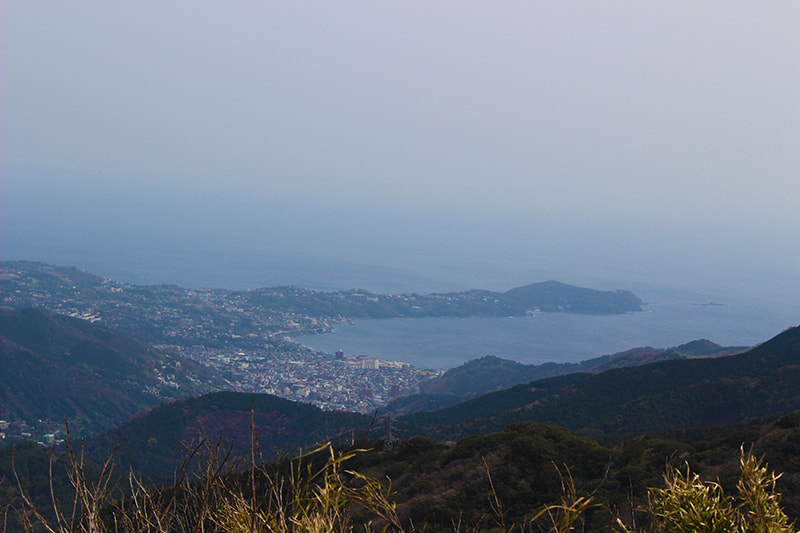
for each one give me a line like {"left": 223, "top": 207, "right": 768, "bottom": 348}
{"left": 616, "top": 447, "right": 796, "bottom": 533}
{"left": 10, "top": 433, "right": 796, "bottom": 533}
{"left": 10, "top": 415, "right": 404, "bottom": 533}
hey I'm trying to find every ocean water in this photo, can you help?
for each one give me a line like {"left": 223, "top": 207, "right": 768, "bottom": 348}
{"left": 5, "top": 197, "right": 799, "bottom": 372}
{"left": 7, "top": 241, "right": 800, "bottom": 371}
{"left": 295, "top": 298, "right": 800, "bottom": 370}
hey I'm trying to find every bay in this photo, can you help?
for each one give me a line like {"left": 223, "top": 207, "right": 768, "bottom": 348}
{"left": 295, "top": 298, "right": 800, "bottom": 370}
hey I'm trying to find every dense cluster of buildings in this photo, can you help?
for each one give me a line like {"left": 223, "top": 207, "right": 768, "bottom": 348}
{"left": 175, "top": 345, "right": 437, "bottom": 414}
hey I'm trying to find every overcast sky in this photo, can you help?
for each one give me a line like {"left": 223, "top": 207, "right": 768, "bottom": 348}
{"left": 2, "top": 1, "right": 799, "bottom": 298}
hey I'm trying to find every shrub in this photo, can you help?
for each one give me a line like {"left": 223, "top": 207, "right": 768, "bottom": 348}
{"left": 616, "top": 447, "right": 795, "bottom": 533}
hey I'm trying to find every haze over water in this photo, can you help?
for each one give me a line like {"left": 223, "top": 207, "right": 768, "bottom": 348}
{"left": 2, "top": 2, "right": 798, "bottom": 364}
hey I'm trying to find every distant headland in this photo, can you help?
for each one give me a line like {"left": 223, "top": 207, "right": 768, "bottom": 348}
{"left": 0, "top": 261, "right": 642, "bottom": 319}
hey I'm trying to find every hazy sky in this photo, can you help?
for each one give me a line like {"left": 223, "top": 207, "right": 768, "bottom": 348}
{"left": 2, "top": 2, "right": 799, "bottom": 299}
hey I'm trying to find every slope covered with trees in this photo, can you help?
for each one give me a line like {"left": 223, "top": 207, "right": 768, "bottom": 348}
{"left": 88, "top": 391, "right": 374, "bottom": 477}
{"left": 0, "top": 308, "right": 224, "bottom": 436}
{"left": 386, "top": 339, "right": 745, "bottom": 413}
{"left": 397, "top": 325, "right": 800, "bottom": 439}
{"left": 5, "top": 411, "right": 800, "bottom": 532}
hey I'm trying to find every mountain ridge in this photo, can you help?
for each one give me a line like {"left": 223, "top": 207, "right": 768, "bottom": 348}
{"left": 397, "top": 324, "right": 800, "bottom": 439}
{"left": 384, "top": 340, "right": 747, "bottom": 414}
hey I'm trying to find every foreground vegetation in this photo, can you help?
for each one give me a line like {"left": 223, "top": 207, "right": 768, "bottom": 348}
{"left": 5, "top": 418, "right": 799, "bottom": 532}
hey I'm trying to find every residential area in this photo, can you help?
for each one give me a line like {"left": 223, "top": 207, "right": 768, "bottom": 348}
{"left": 0, "top": 262, "right": 439, "bottom": 442}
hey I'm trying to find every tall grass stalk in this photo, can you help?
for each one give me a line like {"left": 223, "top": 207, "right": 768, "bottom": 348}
{"left": 13, "top": 433, "right": 403, "bottom": 533}
{"left": 615, "top": 447, "right": 796, "bottom": 533}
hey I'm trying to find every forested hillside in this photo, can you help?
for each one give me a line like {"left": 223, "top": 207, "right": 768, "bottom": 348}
{"left": 88, "top": 391, "right": 374, "bottom": 477}
{"left": 5, "top": 411, "right": 800, "bottom": 532}
{"left": 397, "top": 325, "right": 800, "bottom": 439}
{"left": 0, "top": 308, "right": 223, "bottom": 436}
{"left": 387, "top": 339, "right": 745, "bottom": 413}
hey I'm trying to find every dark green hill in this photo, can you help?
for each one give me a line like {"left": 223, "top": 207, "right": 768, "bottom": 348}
{"left": 88, "top": 391, "right": 374, "bottom": 478}
{"left": 385, "top": 341, "right": 746, "bottom": 414}
{"left": 0, "top": 308, "right": 223, "bottom": 436}
{"left": 396, "top": 324, "right": 800, "bottom": 439}
{"left": 347, "top": 410, "right": 800, "bottom": 530}
{"left": 397, "top": 373, "right": 589, "bottom": 429}
{"left": 416, "top": 355, "right": 539, "bottom": 398}
{"left": 6, "top": 408, "right": 800, "bottom": 533}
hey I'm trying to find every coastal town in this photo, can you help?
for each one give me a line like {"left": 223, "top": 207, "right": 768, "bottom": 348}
{"left": 0, "top": 262, "right": 440, "bottom": 443}
{"left": 0, "top": 261, "right": 640, "bottom": 443}
{"left": 175, "top": 344, "right": 436, "bottom": 413}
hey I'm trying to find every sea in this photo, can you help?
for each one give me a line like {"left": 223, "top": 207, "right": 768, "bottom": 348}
{"left": 7, "top": 169, "right": 800, "bottom": 372}
{"left": 6, "top": 238, "right": 800, "bottom": 371}
{"left": 294, "top": 295, "right": 800, "bottom": 370}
